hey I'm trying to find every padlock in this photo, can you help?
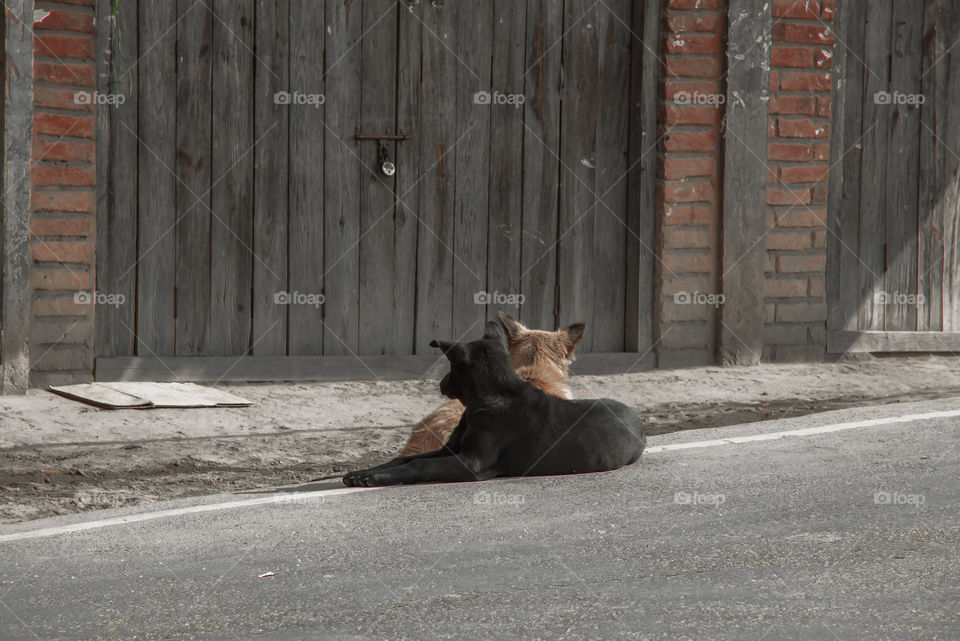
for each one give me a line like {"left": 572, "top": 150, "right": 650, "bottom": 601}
{"left": 379, "top": 143, "right": 396, "bottom": 177}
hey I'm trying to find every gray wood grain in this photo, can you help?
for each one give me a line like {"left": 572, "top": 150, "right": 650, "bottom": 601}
{"left": 942, "top": 0, "right": 960, "bottom": 331}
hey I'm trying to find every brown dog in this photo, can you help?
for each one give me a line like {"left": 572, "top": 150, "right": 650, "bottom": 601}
{"left": 399, "top": 311, "right": 586, "bottom": 455}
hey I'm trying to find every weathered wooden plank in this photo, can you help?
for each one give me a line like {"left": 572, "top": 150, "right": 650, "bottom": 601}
{"left": 827, "top": 0, "right": 865, "bottom": 333}
{"left": 719, "top": 0, "right": 771, "bottom": 365}
{"left": 624, "top": 0, "right": 659, "bottom": 353}
{"left": 393, "top": 1, "right": 422, "bottom": 354}
{"left": 884, "top": 2, "right": 923, "bottom": 331}
{"left": 592, "top": 0, "right": 632, "bottom": 351}
{"left": 251, "top": 0, "right": 290, "bottom": 355}
{"left": 209, "top": 0, "right": 255, "bottom": 355}
{"left": 174, "top": 0, "right": 212, "bottom": 355}
{"left": 520, "top": 0, "right": 562, "bottom": 332}
{"left": 358, "top": 0, "right": 400, "bottom": 355}
{"left": 96, "top": 0, "right": 137, "bottom": 358}
{"left": 137, "top": 0, "right": 177, "bottom": 356}
{"left": 917, "top": 0, "right": 949, "bottom": 331}
{"left": 95, "top": 351, "right": 654, "bottom": 383}
{"left": 857, "top": 0, "right": 893, "bottom": 331}
{"left": 828, "top": 330, "right": 960, "bottom": 353}
{"left": 287, "top": 0, "right": 325, "bottom": 354}
{"left": 557, "top": 0, "right": 600, "bottom": 350}
{"left": 941, "top": 0, "right": 960, "bottom": 331}
{"left": 322, "top": 0, "right": 362, "bottom": 355}
{"left": 451, "top": 1, "right": 493, "bottom": 341}
{"left": 486, "top": 0, "right": 526, "bottom": 324}
{"left": 413, "top": 1, "right": 457, "bottom": 351}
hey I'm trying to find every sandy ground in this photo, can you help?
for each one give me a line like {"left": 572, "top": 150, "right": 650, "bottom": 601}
{"left": 2, "top": 354, "right": 960, "bottom": 523}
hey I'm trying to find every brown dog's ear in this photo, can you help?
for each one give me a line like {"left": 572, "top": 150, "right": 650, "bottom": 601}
{"left": 560, "top": 322, "right": 587, "bottom": 357}
{"left": 497, "top": 311, "right": 526, "bottom": 342}
{"left": 430, "top": 340, "right": 468, "bottom": 364}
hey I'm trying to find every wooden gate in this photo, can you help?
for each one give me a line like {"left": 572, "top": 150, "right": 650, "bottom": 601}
{"left": 95, "top": 0, "right": 658, "bottom": 375}
{"left": 828, "top": 0, "right": 960, "bottom": 352}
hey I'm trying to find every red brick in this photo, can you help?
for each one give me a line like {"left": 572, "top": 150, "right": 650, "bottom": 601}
{"left": 30, "top": 214, "right": 93, "bottom": 238}
{"left": 35, "top": 33, "right": 94, "bottom": 60}
{"left": 808, "top": 276, "right": 825, "bottom": 297}
{"left": 770, "top": 70, "right": 780, "bottom": 91}
{"left": 663, "top": 251, "right": 714, "bottom": 274}
{"left": 30, "top": 240, "right": 93, "bottom": 264}
{"left": 664, "top": 129, "right": 719, "bottom": 153}
{"left": 812, "top": 230, "right": 826, "bottom": 248}
{"left": 814, "top": 48, "right": 834, "bottom": 69}
{"left": 779, "top": 164, "right": 829, "bottom": 183}
{"left": 33, "top": 139, "right": 95, "bottom": 163}
{"left": 664, "top": 227, "right": 710, "bottom": 249}
{"left": 821, "top": 0, "right": 836, "bottom": 21}
{"left": 32, "top": 293, "right": 90, "bottom": 316}
{"left": 662, "top": 156, "right": 716, "bottom": 180}
{"left": 811, "top": 183, "right": 828, "bottom": 204}
{"left": 34, "top": 61, "right": 95, "bottom": 87}
{"left": 768, "top": 118, "right": 778, "bottom": 137}
{"left": 775, "top": 301, "right": 826, "bottom": 322}
{"left": 665, "top": 33, "right": 722, "bottom": 55}
{"left": 665, "top": 55, "right": 721, "bottom": 78}
{"left": 778, "top": 253, "right": 825, "bottom": 273}
{"left": 660, "top": 276, "right": 714, "bottom": 296}
{"left": 777, "top": 118, "right": 830, "bottom": 138}
{"left": 34, "top": 112, "right": 94, "bottom": 138}
{"left": 34, "top": 9, "right": 95, "bottom": 33}
{"left": 33, "top": 86, "right": 94, "bottom": 112}
{"left": 667, "top": 0, "right": 721, "bottom": 8}
{"left": 664, "top": 103, "right": 720, "bottom": 126}
{"left": 816, "top": 96, "right": 831, "bottom": 118}
{"left": 767, "top": 186, "right": 811, "bottom": 206}
{"left": 771, "top": 45, "right": 814, "bottom": 68}
{"left": 773, "top": 0, "right": 820, "bottom": 19}
{"left": 664, "top": 204, "right": 715, "bottom": 225}
{"left": 770, "top": 95, "right": 816, "bottom": 115}
{"left": 30, "top": 266, "right": 91, "bottom": 290}
{"left": 40, "top": 0, "right": 93, "bottom": 5}
{"left": 779, "top": 71, "right": 831, "bottom": 92}
{"left": 767, "top": 231, "right": 812, "bottom": 251}
{"left": 663, "top": 180, "right": 716, "bottom": 203}
{"left": 666, "top": 12, "right": 722, "bottom": 33}
{"left": 765, "top": 277, "right": 808, "bottom": 298}
{"left": 32, "top": 190, "right": 94, "bottom": 213}
{"left": 778, "top": 208, "right": 825, "bottom": 227}
{"left": 773, "top": 23, "right": 835, "bottom": 45}
{"left": 813, "top": 143, "right": 830, "bottom": 161}
{"left": 768, "top": 166, "right": 778, "bottom": 183}
{"left": 768, "top": 143, "right": 813, "bottom": 162}
{"left": 31, "top": 165, "right": 95, "bottom": 188}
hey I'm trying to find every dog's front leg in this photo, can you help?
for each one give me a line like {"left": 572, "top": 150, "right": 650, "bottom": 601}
{"left": 345, "top": 455, "right": 496, "bottom": 487}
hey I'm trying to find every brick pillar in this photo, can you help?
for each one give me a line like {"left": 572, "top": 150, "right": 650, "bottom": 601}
{"left": 29, "top": 0, "right": 97, "bottom": 386}
{"left": 762, "top": 0, "right": 834, "bottom": 361}
{"left": 656, "top": 0, "right": 726, "bottom": 367}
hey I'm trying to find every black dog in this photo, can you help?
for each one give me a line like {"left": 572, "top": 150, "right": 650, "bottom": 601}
{"left": 342, "top": 321, "right": 645, "bottom": 486}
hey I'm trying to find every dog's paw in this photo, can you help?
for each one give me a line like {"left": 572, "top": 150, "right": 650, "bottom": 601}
{"left": 342, "top": 469, "right": 395, "bottom": 487}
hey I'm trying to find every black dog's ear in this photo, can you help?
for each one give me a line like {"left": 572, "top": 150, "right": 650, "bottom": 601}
{"left": 430, "top": 339, "right": 468, "bottom": 364}
{"left": 483, "top": 320, "right": 509, "bottom": 350}
{"left": 497, "top": 311, "right": 526, "bottom": 342}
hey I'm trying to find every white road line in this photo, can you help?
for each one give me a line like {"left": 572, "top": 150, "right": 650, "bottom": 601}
{"left": 0, "top": 487, "right": 374, "bottom": 543}
{"left": 3, "top": 407, "right": 958, "bottom": 543}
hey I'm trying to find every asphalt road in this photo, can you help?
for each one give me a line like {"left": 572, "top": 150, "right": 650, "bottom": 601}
{"left": 1, "top": 397, "right": 958, "bottom": 641}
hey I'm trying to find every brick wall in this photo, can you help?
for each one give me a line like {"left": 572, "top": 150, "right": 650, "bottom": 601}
{"left": 656, "top": 0, "right": 726, "bottom": 367}
{"left": 29, "top": 0, "right": 97, "bottom": 386}
{"left": 762, "top": 0, "right": 834, "bottom": 361}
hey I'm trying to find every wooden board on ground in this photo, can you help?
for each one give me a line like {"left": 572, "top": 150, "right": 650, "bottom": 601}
{"left": 49, "top": 382, "right": 251, "bottom": 409}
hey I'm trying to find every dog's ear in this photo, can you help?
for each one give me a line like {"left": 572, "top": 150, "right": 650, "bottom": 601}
{"left": 483, "top": 320, "right": 509, "bottom": 351}
{"left": 430, "top": 339, "right": 468, "bottom": 364}
{"left": 497, "top": 311, "right": 526, "bottom": 342}
{"left": 560, "top": 322, "right": 587, "bottom": 358}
